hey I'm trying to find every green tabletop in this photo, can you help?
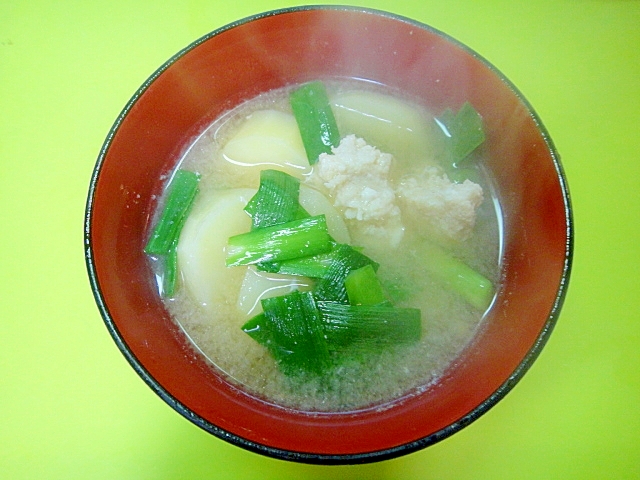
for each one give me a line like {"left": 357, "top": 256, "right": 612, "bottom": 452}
{"left": 1, "top": 1, "right": 638, "bottom": 478}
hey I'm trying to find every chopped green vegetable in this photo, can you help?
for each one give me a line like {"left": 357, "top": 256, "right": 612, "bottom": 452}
{"left": 380, "top": 278, "right": 412, "bottom": 304}
{"left": 145, "top": 169, "right": 199, "bottom": 298}
{"left": 258, "top": 249, "right": 336, "bottom": 278}
{"left": 289, "top": 81, "right": 340, "bottom": 164}
{"left": 241, "top": 291, "right": 422, "bottom": 375}
{"left": 244, "top": 169, "right": 301, "bottom": 229}
{"left": 318, "top": 301, "right": 422, "bottom": 348}
{"left": 313, "top": 244, "right": 380, "bottom": 303}
{"left": 161, "top": 240, "right": 179, "bottom": 297}
{"left": 434, "top": 102, "right": 486, "bottom": 166}
{"left": 242, "top": 291, "right": 330, "bottom": 375}
{"left": 422, "top": 242, "right": 495, "bottom": 311}
{"left": 345, "top": 264, "right": 388, "bottom": 306}
{"left": 145, "top": 169, "right": 200, "bottom": 255}
{"left": 258, "top": 242, "right": 371, "bottom": 279}
{"left": 226, "top": 214, "right": 333, "bottom": 267}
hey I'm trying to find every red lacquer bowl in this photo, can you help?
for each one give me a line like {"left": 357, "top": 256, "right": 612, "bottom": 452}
{"left": 85, "top": 6, "right": 573, "bottom": 464}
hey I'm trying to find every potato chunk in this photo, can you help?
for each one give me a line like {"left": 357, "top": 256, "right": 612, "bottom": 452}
{"left": 177, "top": 188, "right": 256, "bottom": 310}
{"left": 330, "top": 90, "right": 435, "bottom": 166}
{"left": 221, "top": 109, "right": 310, "bottom": 179}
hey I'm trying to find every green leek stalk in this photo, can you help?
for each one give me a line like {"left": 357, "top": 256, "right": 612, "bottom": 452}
{"left": 422, "top": 242, "right": 495, "bottom": 311}
{"left": 313, "top": 244, "right": 379, "bottom": 303}
{"left": 318, "top": 301, "right": 422, "bottom": 348}
{"left": 242, "top": 291, "right": 330, "bottom": 375}
{"left": 244, "top": 169, "right": 302, "bottom": 229}
{"left": 290, "top": 81, "right": 341, "bottom": 164}
{"left": 344, "top": 264, "right": 388, "bottom": 305}
{"left": 144, "top": 169, "right": 200, "bottom": 255}
{"left": 434, "top": 102, "right": 486, "bottom": 167}
{"left": 226, "top": 214, "right": 333, "bottom": 266}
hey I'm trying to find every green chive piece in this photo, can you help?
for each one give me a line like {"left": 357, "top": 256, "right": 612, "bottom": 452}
{"left": 314, "top": 244, "right": 379, "bottom": 303}
{"left": 257, "top": 247, "right": 337, "bottom": 278}
{"left": 422, "top": 242, "right": 495, "bottom": 311}
{"left": 244, "top": 169, "right": 301, "bottom": 230}
{"left": 318, "top": 301, "right": 422, "bottom": 348}
{"left": 344, "top": 264, "right": 388, "bottom": 306}
{"left": 435, "top": 102, "right": 486, "bottom": 166}
{"left": 241, "top": 313, "right": 270, "bottom": 345}
{"left": 226, "top": 214, "right": 333, "bottom": 267}
{"left": 161, "top": 239, "right": 179, "bottom": 297}
{"left": 242, "top": 291, "right": 330, "bottom": 375}
{"left": 290, "top": 81, "right": 341, "bottom": 164}
{"left": 144, "top": 169, "right": 200, "bottom": 255}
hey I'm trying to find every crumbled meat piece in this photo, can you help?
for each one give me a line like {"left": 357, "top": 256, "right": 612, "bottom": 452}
{"left": 310, "top": 135, "right": 484, "bottom": 247}
{"left": 397, "top": 167, "right": 483, "bottom": 242}
{"left": 312, "top": 135, "right": 400, "bottom": 223}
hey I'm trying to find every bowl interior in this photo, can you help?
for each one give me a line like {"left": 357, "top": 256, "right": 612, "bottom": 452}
{"left": 87, "top": 7, "right": 571, "bottom": 462}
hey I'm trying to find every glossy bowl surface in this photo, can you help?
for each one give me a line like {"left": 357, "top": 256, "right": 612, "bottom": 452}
{"left": 85, "top": 5, "right": 572, "bottom": 464}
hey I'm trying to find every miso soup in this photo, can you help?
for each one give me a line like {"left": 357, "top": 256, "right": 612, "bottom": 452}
{"left": 146, "top": 79, "right": 503, "bottom": 412}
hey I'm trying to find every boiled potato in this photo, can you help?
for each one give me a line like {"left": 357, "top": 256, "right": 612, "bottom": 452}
{"left": 221, "top": 109, "right": 310, "bottom": 179}
{"left": 330, "top": 90, "right": 435, "bottom": 166}
{"left": 177, "top": 188, "right": 256, "bottom": 310}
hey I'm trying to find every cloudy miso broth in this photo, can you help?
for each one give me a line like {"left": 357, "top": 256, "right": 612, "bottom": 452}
{"left": 149, "top": 79, "right": 503, "bottom": 412}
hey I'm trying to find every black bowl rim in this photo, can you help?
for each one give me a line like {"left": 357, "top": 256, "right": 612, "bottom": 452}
{"left": 84, "top": 4, "right": 574, "bottom": 465}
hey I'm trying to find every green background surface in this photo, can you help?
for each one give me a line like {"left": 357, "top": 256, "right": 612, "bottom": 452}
{"left": 1, "top": 0, "right": 638, "bottom": 478}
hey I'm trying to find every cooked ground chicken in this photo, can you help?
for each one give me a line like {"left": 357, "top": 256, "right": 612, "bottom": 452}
{"left": 309, "top": 135, "right": 405, "bottom": 248}
{"left": 397, "top": 167, "right": 484, "bottom": 242}
{"left": 312, "top": 134, "right": 400, "bottom": 222}
{"left": 310, "top": 135, "right": 483, "bottom": 246}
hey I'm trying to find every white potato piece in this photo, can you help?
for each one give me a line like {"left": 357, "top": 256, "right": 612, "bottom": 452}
{"left": 177, "top": 188, "right": 256, "bottom": 310}
{"left": 221, "top": 109, "right": 311, "bottom": 179}
{"left": 299, "top": 184, "right": 351, "bottom": 244}
{"left": 330, "top": 90, "right": 435, "bottom": 166}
